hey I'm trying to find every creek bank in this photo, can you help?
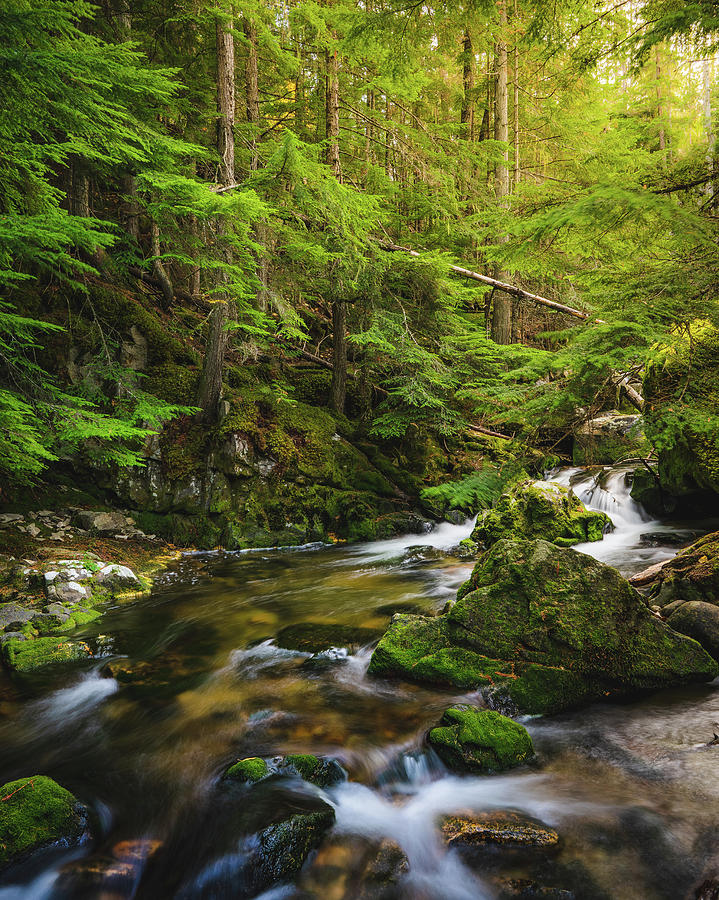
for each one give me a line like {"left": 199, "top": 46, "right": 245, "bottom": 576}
{"left": 469, "top": 478, "right": 610, "bottom": 551}
{"left": 0, "top": 527, "right": 177, "bottom": 672}
{"left": 369, "top": 538, "right": 718, "bottom": 714}
{"left": 0, "top": 776, "right": 90, "bottom": 870}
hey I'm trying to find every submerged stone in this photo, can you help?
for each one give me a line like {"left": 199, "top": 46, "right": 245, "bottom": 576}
{"left": 275, "top": 623, "right": 381, "bottom": 654}
{"left": 428, "top": 706, "right": 534, "bottom": 773}
{"left": 441, "top": 810, "right": 559, "bottom": 850}
{"left": 471, "top": 479, "right": 610, "bottom": 550}
{"left": 0, "top": 776, "right": 88, "bottom": 869}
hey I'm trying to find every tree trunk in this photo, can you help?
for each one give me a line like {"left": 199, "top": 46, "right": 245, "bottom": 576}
{"left": 460, "top": 29, "right": 475, "bottom": 140}
{"left": 492, "top": 0, "right": 512, "bottom": 345}
{"left": 330, "top": 295, "right": 347, "bottom": 414}
{"left": 655, "top": 46, "right": 665, "bottom": 153}
{"left": 197, "top": 6, "right": 235, "bottom": 419}
{"left": 244, "top": 17, "right": 259, "bottom": 170}
{"left": 512, "top": 0, "right": 520, "bottom": 188}
{"left": 216, "top": 10, "right": 235, "bottom": 187}
{"left": 150, "top": 220, "right": 174, "bottom": 309}
{"left": 325, "top": 46, "right": 341, "bottom": 179}
{"left": 703, "top": 54, "right": 714, "bottom": 201}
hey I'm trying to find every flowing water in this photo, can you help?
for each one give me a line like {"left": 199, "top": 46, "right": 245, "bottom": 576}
{"left": 0, "top": 468, "right": 718, "bottom": 899}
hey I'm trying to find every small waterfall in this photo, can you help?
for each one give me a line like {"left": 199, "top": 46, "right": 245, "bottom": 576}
{"left": 547, "top": 466, "right": 680, "bottom": 576}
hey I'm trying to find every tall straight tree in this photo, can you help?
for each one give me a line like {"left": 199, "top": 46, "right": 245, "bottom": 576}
{"left": 197, "top": 3, "right": 236, "bottom": 419}
{"left": 492, "top": 0, "right": 512, "bottom": 344}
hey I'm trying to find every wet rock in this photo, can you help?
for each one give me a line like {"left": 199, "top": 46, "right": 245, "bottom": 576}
{"left": 73, "top": 510, "right": 129, "bottom": 533}
{"left": 428, "top": 706, "right": 534, "bottom": 773}
{"left": 54, "top": 838, "right": 161, "bottom": 898}
{"left": 225, "top": 754, "right": 345, "bottom": 788}
{"left": 241, "top": 805, "right": 335, "bottom": 896}
{"left": 370, "top": 539, "right": 718, "bottom": 714}
{"left": 2, "top": 636, "right": 92, "bottom": 672}
{"left": 95, "top": 563, "right": 140, "bottom": 592}
{"left": 441, "top": 811, "right": 559, "bottom": 850}
{"left": 356, "top": 839, "right": 409, "bottom": 899}
{"left": 695, "top": 878, "right": 719, "bottom": 900}
{"left": 0, "top": 603, "right": 37, "bottom": 632}
{"left": 275, "top": 623, "right": 381, "bottom": 654}
{"left": 667, "top": 602, "right": 719, "bottom": 661}
{"left": 471, "top": 479, "right": 610, "bottom": 550}
{"left": 639, "top": 531, "right": 696, "bottom": 547}
{"left": 647, "top": 531, "right": 719, "bottom": 609}
{"left": 0, "top": 776, "right": 89, "bottom": 869}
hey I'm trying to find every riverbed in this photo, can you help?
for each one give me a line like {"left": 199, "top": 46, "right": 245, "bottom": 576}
{"left": 0, "top": 469, "right": 717, "bottom": 899}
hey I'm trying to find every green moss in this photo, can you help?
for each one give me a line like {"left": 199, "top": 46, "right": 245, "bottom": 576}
{"left": 503, "top": 664, "right": 592, "bottom": 716}
{"left": 2, "top": 637, "right": 92, "bottom": 672}
{"left": 428, "top": 706, "right": 534, "bottom": 773}
{"left": 144, "top": 364, "right": 199, "bottom": 405}
{"left": 471, "top": 479, "right": 610, "bottom": 549}
{"left": 0, "top": 776, "right": 86, "bottom": 867}
{"left": 226, "top": 757, "right": 269, "bottom": 783}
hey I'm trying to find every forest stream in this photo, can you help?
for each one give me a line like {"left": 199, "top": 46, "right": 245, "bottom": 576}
{"left": 0, "top": 468, "right": 718, "bottom": 900}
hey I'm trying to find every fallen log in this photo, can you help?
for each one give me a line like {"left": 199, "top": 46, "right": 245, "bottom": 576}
{"left": 380, "top": 243, "right": 605, "bottom": 324}
{"left": 629, "top": 560, "right": 668, "bottom": 587}
{"left": 467, "top": 424, "right": 513, "bottom": 441}
{"left": 618, "top": 375, "right": 645, "bottom": 412}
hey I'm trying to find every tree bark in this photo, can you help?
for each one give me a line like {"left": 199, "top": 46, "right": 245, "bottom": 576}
{"left": 460, "top": 29, "right": 475, "bottom": 140}
{"left": 330, "top": 295, "right": 347, "bottom": 414}
{"left": 512, "top": 0, "right": 520, "bottom": 188}
{"left": 244, "top": 17, "right": 259, "bottom": 170}
{"left": 150, "top": 219, "right": 174, "bottom": 309}
{"left": 703, "top": 54, "right": 714, "bottom": 201}
{"left": 492, "top": 0, "right": 512, "bottom": 344}
{"left": 325, "top": 45, "right": 341, "bottom": 179}
{"left": 197, "top": 5, "right": 236, "bottom": 420}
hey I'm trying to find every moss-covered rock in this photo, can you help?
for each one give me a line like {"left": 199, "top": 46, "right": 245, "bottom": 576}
{"left": 370, "top": 539, "right": 718, "bottom": 714}
{"left": 428, "top": 706, "right": 534, "bottom": 773}
{"left": 470, "top": 479, "right": 610, "bottom": 550}
{"left": 449, "top": 539, "right": 717, "bottom": 694}
{"left": 666, "top": 602, "right": 719, "bottom": 661}
{"left": 251, "top": 807, "right": 335, "bottom": 891}
{"left": 0, "top": 776, "right": 88, "bottom": 868}
{"left": 1, "top": 636, "right": 92, "bottom": 672}
{"left": 648, "top": 530, "right": 719, "bottom": 610}
{"left": 225, "top": 757, "right": 269, "bottom": 783}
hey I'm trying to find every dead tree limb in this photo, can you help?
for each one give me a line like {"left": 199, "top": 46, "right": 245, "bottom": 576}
{"left": 380, "top": 243, "right": 605, "bottom": 324}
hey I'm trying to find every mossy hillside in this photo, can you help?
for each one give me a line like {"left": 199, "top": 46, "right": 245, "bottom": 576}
{"left": 0, "top": 776, "right": 87, "bottom": 868}
{"left": 428, "top": 706, "right": 534, "bottom": 773}
{"left": 448, "top": 539, "right": 718, "bottom": 692}
{"left": 470, "top": 479, "right": 610, "bottom": 550}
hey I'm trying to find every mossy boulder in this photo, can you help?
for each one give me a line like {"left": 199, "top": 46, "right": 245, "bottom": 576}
{"left": 1, "top": 636, "right": 92, "bottom": 672}
{"left": 470, "top": 479, "right": 610, "bottom": 550}
{"left": 370, "top": 539, "right": 718, "bottom": 714}
{"left": 449, "top": 539, "right": 717, "bottom": 696}
{"left": 428, "top": 706, "right": 534, "bottom": 773}
{"left": 226, "top": 757, "right": 268, "bottom": 783}
{"left": 666, "top": 602, "right": 719, "bottom": 662}
{"left": 0, "top": 776, "right": 88, "bottom": 869}
{"left": 249, "top": 807, "right": 335, "bottom": 893}
{"left": 648, "top": 531, "right": 719, "bottom": 610}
